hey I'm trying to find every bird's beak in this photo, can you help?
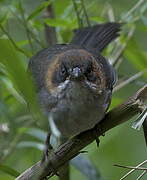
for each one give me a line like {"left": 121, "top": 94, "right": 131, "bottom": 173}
{"left": 70, "top": 67, "right": 83, "bottom": 80}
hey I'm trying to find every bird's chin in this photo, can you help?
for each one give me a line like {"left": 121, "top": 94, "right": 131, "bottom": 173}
{"left": 84, "top": 80, "right": 102, "bottom": 94}
{"left": 52, "top": 79, "right": 101, "bottom": 98}
{"left": 51, "top": 79, "right": 105, "bottom": 116}
{"left": 50, "top": 79, "right": 70, "bottom": 97}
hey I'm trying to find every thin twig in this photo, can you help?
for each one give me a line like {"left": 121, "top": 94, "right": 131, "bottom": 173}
{"left": 136, "top": 170, "right": 147, "bottom": 180}
{"left": 113, "top": 70, "right": 147, "bottom": 92}
{"left": 106, "top": 3, "right": 115, "bottom": 22}
{"left": 115, "top": 58, "right": 123, "bottom": 69}
{"left": 114, "top": 164, "right": 147, "bottom": 171}
{"left": 0, "top": 24, "right": 30, "bottom": 57}
{"left": 112, "top": 27, "right": 135, "bottom": 67}
{"left": 80, "top": 0, "right": 91, "bottom": 26}
{"left": 100, "top": 2, "right": 109, "bottom": 18}
{"left": 19, "top": 0, "right": 34, "bottom": 54}
{"left": 122, "top": 0, "right": 145, "bottom": 20}
{"left": 115, "top": 160, "right": 147, "bottom": 180}
{"left": 28, "top": 29, "right": 45, "bottom": 48}
{"left": 72, "top": 0, "right": 83, "bottom": 28}
{"left": 10, "top": 8, "right": 45, "bottom": 48}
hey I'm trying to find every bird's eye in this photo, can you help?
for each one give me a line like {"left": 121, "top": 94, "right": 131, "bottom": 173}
{"left": 59, "top": 66, "right": 68, "bottom": 82}
{"left": 86, "top": 69, "right": 97, "bottom": 82}
{"left": 52, "top": 66, "right": 68, "bottom": 85}
{"left": 60, "top": 64, "right": 67, "bottom": 75}
{"left": 87, "top": 68, "right": 92, "bottom": 74}
{"left": 61, "top": 67, "right": 66, "bottom": 75}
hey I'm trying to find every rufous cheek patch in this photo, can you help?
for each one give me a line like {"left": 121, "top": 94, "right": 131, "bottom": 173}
{"left": 45, "top": 56, "right": 60, "bottom": 92}
{"left": 92, "top": 60, "right": 106, "bottom": 90}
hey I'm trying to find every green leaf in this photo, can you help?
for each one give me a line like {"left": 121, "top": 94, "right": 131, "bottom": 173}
{"left": 44, "top": 18, "right": 77, "bottom": 29}
{"left": 124, "top": 39, "right": 147, "bottom": 75}
{"left": 1, "top": 76, "right": 26, "bottom": 104}
{"left": 0, "top": 12, "right": 8, "bottom": 25}
{"left": 17, "top": 141, "right": 44, "bottom": 150}
{"left": 27, "top": 1, "right": 51, "bottom": 21}
{"left": 44, "top": 18, "right": 69, "bottom": 27}
{"left": 25, "top": 128, "right": 47, "bottom": 142}
{"left": 16, "top": 40, "right": 29, "bottom": 47}
{"left": 0, "top": 164, "right": 20, "bottom": 177}
{"left": 90, "top": 16, "right": 106, "bottom": 23}
{"left": 110, "top": 97, "right": 123, "bottom": 109}
{"left": 0, "top": 39, "right": 42, "bottom": 120}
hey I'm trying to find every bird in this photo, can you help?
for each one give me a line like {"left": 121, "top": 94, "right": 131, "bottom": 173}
{"left": 28, "top": 22, "right": 121, "bottom": 140}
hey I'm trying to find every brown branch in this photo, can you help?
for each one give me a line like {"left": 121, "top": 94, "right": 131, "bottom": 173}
{"left": 15, "top": 85, "right": 147, "bottom": 180}
{"left": 44, "top": 3, "right": 57, "bottom": 46}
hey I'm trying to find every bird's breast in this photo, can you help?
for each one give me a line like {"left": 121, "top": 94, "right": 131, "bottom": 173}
{"left": 48, "top": 80, "right": 111, "bottom": 138}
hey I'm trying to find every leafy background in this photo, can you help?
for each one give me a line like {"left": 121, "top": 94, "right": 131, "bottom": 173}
{"left": 0, "top": 0, "right": 147, "bottom": 180}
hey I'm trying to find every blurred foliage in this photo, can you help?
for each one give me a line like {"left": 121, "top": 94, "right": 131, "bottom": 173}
{"left": 0, "top": 0, "right": 147, "bottom": 180}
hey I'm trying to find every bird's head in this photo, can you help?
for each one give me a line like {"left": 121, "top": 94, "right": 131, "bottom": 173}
{"left": 45, "top": 49, "right": 107, "bottom": 96}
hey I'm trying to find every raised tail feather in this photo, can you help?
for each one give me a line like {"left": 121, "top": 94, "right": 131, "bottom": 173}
{"left": 71, "top": 22, "right": 121, "bottom": 52}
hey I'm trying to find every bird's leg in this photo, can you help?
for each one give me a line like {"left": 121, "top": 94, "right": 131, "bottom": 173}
{"left": 95, "top": 134, "right": 100, "bottom": 147}
{"left": 94, "top": 123, "right": 105, "bottom": 147}
{"left": 41, "top": 132, "right": 53, "bottom": 163}
{"left": 41, "top": 133, "right": 60, "bottom": 178}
